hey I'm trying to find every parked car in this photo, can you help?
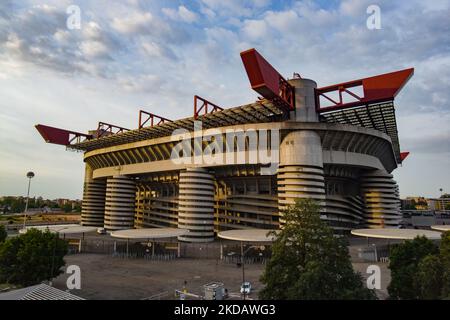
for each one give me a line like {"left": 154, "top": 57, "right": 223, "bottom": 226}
{"left": 240, "top": 282, "right": 252, "bottom": 295}
{"left": 97, "top": 227, "right": 106, "bottom": 234}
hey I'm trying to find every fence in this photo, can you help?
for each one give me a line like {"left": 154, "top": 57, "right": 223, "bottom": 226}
{"left": 69, "top": 239, "right": 179, "bottom": 261}
{"left": 222, "top": 255, "right": 268, "bottom": 265}
{"left": 66, "top": 238, "right": 271, "bottom": 263}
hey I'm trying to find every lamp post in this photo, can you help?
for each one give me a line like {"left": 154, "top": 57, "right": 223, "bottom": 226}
{"left": 23, "top": 171, "right": 35, "bottom": 229}
{"left": 240, "top": 243, "right": 265, "bottom": 300}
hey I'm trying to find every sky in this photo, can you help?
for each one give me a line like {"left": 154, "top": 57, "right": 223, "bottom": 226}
{"left": 0, "top": 0, "right": 449, "bottom": 200}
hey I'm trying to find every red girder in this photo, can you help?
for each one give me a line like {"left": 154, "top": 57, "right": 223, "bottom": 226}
{"left": 193, "top": 95, "right": 223, "bottom": 119}
{"left": 316, "top": 68, "right": 414, "bottom": 112}
{"left": 138, "top": 110, "right": 172, "bottom": 129}
{"left": 240, "top": 48, "right": 295, "bottom": 111}
{"left": 35, "top": 124, "right": 92, "bottom": 146}
{"left": 400, "top": 152, "right": 410, "bottom": 162}
{"left": 96, "top": 122, "right": 129, "bottom": 138}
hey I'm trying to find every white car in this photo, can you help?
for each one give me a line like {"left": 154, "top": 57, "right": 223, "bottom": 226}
{"left": 97, "top": 227, "right": 106, "bottom": 234}
{"left": 240, "top": 282, "right": 252, "bottom": 295}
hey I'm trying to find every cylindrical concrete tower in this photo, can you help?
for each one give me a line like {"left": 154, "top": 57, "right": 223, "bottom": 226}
{"left": 278, "top": 131, "right": 326, "bottom": 223}
{"left": 178, "top": 167, "right": 215, "bottom": 242}
{"left": 361, "top": 169, "right": 402, "bottom": 228}
{"left": 278, "top": 78, "right": 325, "bottom": 224}
{"left": 288, "top": 78, "right": 319, "bottom": 122}
{"left": 104, "top": 175, "right": 136, "bottom": 231}
{"left": 81, "top": 164, "right": 106, "bottom": 227}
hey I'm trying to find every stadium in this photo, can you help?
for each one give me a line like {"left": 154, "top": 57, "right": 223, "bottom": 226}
{"left": 35, "top": 49, "right": 414, "bottom": 243}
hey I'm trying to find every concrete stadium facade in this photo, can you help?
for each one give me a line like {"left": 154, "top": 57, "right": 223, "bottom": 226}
{"left": 36, "top": 50, "right": 412, "bottom": 243}
{"left": 77, "top": 78, "right": 403, "bottom": 242}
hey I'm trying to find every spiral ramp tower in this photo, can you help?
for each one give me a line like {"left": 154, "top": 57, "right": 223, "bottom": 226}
{"left": 81, "top": 164, "right": 106, "bottom": 227}
{"left": 104, "top": 175, "right": 136, "bottom": 231}
{"left": 361, "top": 169, "right": 402, "bottom": 228}
{"left": 278, "top": 130, "right": 326, "bottom": 224}
{"left": 178, "top": 168, "right": 215, "bottom": 242}
{"left": 81, "top": 179, "right": 106, "bottom": 227}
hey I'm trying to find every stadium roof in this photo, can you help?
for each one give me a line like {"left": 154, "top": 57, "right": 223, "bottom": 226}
{"left": 431, "top": 225, "right": 450, "bottom": 232}
{"left": 319, "top": 101, "right": 402, "bottom": 163}
{"left": 351, "top": 228, "right": 442, "bottom": 240}
{"left": 218, "top": 229, "right": 278, "bottom": 242}
{"left": 110, "top": 227, "right": 188, "bottom": 240}
{"left": 67, "top": 100, "right": 285, "bottom": 152}
{"left": 35, "top": 49, "right": 413, "bottom": 167}
{"left": 67, "top": 99, "right": 402, "bottom": 163}
{"left": 0, "top": 284, "right": 84, "bottom": 300}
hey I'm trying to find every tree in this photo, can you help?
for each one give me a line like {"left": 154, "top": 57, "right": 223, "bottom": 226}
{"left": 388, "top": 236, "right": 439, "bottom": 299}
{"left": 0, "top": 225, "right": 6, "bottom": 243}
{"left": 440, "top": 231, "right": 450, "bottom": 298}
{"left": 417, "top": 255, "right": 442, "bottom": 299}
{"left": 0, "top": 229, "right": 68, "bottom": 286}
{"left": 259, "top": 198, "right": 376, "bottom": 300}
{"left": 63, "top": 203, "right": 72, "bottom": 213}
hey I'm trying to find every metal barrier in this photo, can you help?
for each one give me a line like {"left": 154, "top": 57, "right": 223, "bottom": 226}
{"left": 222, "top": 255, "right": 267, "bottom": 264}
{"left": 112, "top": 252, "right": 177, "bottom": 261}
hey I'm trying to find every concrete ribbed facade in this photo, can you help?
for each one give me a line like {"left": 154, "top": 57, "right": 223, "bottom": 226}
{"left": 361, "top": 170, "right": 402, "bottom": 228}
{"left": 278, "top": 130, "right": 326, "bottom": 224}
{"left": 324, "top": 195, "right": 365, "bottom": 231}
{"left": 104, "top": 175, "right": 136, "bottom": 231}
{"left": 81, "top": 180, "right": 106, "bottom": 226}
{"left": 71, "top": 77, "right": 406, "bottom": 241}
{"left": 177, "top": 168, "right": 215, "bottom": 242}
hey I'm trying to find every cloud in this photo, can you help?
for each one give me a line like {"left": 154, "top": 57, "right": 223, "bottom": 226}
{"left": 242, "top": 19, "right": 268, "bottom": 40}
{"left": 401, "top": 133, "right": 450, "bottom": 154}
{"left": 111, "top": 11, "right": 153, "bottom": 34}
{"left": 200, "top": 0, "right": 271, "bottom": 17}
{"left": 162, "top": 5, "right": 198, "bottom": 23}
{"left": 116, "top": 73, "right": 165, "bottom": 93}
{"left": 0, "top": 4, "right": 123, "bottom": 77}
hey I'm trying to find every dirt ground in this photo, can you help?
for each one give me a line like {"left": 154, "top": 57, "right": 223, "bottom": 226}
{"left": 52, "top": 254, "right": 265, "bottom": 300}
{"left": 52, "top": 253, "right": 390, "bottom": 300}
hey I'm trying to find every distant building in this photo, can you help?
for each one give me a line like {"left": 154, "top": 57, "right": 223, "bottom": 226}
{"left": 427, "top": 197, "right": 450, "bottom": 211}
{"left": 401, "top": 197, "right": 428, "bottom": 210}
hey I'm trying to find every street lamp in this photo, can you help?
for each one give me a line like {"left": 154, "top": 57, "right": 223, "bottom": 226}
{"left": 23, "top": 171, "right": 35, "bottom": 228}
{"left": 240, "top": 243, "right": 265, "bottom": 300}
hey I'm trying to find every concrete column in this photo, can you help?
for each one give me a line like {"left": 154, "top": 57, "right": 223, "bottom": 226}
{"left": 288, "top": 78, "right": 319, "bottom": 122}
{"left": 104, "top": 175, "right": 136, "bottom": 231}
{"left": 278, "top": 130, "right": 326, "bottom": 224}
{"left": 361, "top": 169, "right": 402, "bottom": 228}
{"left": 177, "top": 167, "right": 215, "bottom": 242}
{"left": 81, "top": 163, "right": 106, "bottom": 227}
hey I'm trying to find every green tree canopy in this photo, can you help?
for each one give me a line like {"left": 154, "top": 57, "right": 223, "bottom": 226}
{"left": 0, "top": 225, "right": 7, "bottom": 243}
{"left": 440, "top": 231, "right": 450, "bottom": 298}
{"left": 388, "top": 236, "right": 439, "bottom": 299}
{"left": 259, "top": 198, "right": 376, "bottom": 300}
{"left": 0, "top": 229, "right": 68, "bottom": 287}
{"left": 417, "top": 254, "right": 442, "bottom": 299}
